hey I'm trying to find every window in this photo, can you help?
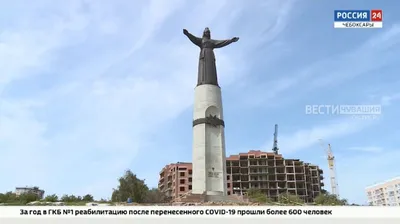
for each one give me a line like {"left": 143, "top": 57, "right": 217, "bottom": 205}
{"left": 180, "top": 172, "right": 185, "bottom": 177}
{"left": 180, "top": 187, "right": 185, "bottom": 192}
{"left": 188, "top": 177, "right": 192, "bottom": 182}
{"left": 227, "top": 175, "right": 230, "bottom": 180}
{"left": 180, "top": 179, "right": 185, "bottom": 184}
{"left": 188, "top": 169, "right": 192, "bottom": 175}
{"left": 189, "top": 185, "right": 192, "bottom": 190}
{"left": 227, "top": 183, "right": 231, "bottom": 188}
{"left": 227, "top": 191, "right": 231, "bottom": 195}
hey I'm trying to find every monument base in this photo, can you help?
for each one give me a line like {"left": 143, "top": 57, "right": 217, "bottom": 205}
{"left": 205, "top": 191, "right": 224, "bottom": 196}
{"left": 173, "top": 191, "right": 248, "bottom": 203}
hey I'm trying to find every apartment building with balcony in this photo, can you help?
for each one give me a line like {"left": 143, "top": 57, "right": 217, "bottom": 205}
{"left": 158, "top": 150, "right": 324, "bottom": 202}
{"left": 366, "top": 177, "right": 400, "bottom": 206}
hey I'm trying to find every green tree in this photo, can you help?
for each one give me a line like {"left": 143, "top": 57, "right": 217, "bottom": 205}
{"left": 0, "top": 192, "right": 17, "bottom": 203}
{"left": 70, "top": 195, "right": 78, "bottom": 202}
{"left": 247, "top": 189, "right": 270, "bottom": 203}
{"left": 111, "top": 170, "right": 149, "bottom": 203}
{"left": 144, "top": 188, "right": 169, "bottom": 203}
{"left": 44, "top": 194, "right": 58, "bottom": 202}
{"left": 277, "top": 193, "right": 303, "bottom": 205}
{"left": 19, "top": 193, "right": 39, "bottom": 204}
{"left": 99, "top": 198, "right": 108, "bottom": 203}
{"left": 67, "top": 195, "right": 75, "bottom": 202}
{"left": 0, "top": 193, "right": 5, "bottom": 203}
{"left": 0, "top": 193, "right": 7, "bottom": 203}
{"left": 61, "top": 195, "right": 69, "bottom": 202}
{"left": 61, "top": 194, "right": 79, "bottom": 202}
{"left": 314, "top": 192, "right": 348, "bottom": 205}
{"left": 82, "top": 194, "right": 94, "bottom": 202}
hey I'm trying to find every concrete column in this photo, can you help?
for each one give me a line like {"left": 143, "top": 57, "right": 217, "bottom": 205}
{"left": 192, "top": 84, "right": 227, "bottom": 196}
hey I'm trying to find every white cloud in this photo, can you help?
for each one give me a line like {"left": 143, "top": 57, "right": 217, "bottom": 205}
{"left": 307, "top": 25, "right": 400, "bottom": 88}
{"left": 0, "top": 1, "right": 96, "bottom": 89}
{"left": 0, "top": 99, "right": 49, "bottom": 186}
{"left": 255, "top": 0, "right": 296, "bottom": 45}
{"left": 347, "top": 146, "right": 383, "bottom": 153}
{"left": 239, "top": 23, "right": 400, "bottom": 107}
{"left": 276, "top": 118, "right": 375, "bottom": 154}
{"left": 381, "top": 92, "right": 400, "bottom": 106}
{"left": 125, "top": 0, "right": 186, "bottom": 54}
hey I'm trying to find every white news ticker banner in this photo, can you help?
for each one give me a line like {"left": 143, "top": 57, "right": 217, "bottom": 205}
{"left": 0, "top": 206, "right": 399, "bottom": 219}
{"left": 334, "top": 22, "right": 382, "bottom": 28}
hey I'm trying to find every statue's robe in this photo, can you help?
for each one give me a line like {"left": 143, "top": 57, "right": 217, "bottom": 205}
{"left": 185, "top": 32, "right": 234, "bottom": 87}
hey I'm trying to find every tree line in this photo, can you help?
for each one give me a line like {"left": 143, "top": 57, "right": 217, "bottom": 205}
{"left": 0, "top": 192, "right": 96, "bottom": 204}
{"left": 0, "top": 170, "right": 168, "bottom": 205}
{"left": 0, "top": 192, "right": 41, "bottom": 205}
{"left": 246, "top": 188, "right": 354, "bottom": 206}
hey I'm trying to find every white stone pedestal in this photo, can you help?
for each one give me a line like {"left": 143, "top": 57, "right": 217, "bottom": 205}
{"left": 191, "top": 84, "right": 227, "bottom": 196}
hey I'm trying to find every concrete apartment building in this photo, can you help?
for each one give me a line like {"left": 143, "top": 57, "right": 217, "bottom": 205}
{"left": 366, "top": 177, "right": 400, "bottom": 206}
{"left": 158, "top": 162, "right": 193, "bottom": 199}
{"left": 158, "top": 150, "right": 324, "bottom": 202}
{"left": 15, "top": 186, "right": 45, "bottom": 199}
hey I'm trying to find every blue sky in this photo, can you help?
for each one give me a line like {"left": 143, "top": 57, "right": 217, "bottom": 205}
{"left": 0, "top": 0, "right": 399, "bottom": 204}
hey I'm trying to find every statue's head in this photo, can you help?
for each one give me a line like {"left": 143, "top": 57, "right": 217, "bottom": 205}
{"left": 203, "top": 27, "right": 210, "bottom": 39}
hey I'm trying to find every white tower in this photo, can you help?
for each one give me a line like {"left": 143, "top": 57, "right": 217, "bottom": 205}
{"left": 192, "top": 84, "right": 227, "bottom": 196}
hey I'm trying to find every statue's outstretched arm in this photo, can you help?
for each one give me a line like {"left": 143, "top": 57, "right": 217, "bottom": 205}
{"left": 212, "top": 37, "right": 239, "bottom": 48}
{"left": 183, "top": 29, "right": 202, "bottom": 47}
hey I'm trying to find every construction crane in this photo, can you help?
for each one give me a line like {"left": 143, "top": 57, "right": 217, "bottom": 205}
{"left": 319, "top": 139, "right": 339, "bottom": 197}
{"left": 272, "top": 124, "right": 279, "bottom": 155}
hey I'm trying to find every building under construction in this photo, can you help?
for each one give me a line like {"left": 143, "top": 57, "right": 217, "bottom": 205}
{"left": 226, "top": 150, "right": 324, "bottom": 203}
{"left": 158, "top": 150, "right": 324, "bottom": 203}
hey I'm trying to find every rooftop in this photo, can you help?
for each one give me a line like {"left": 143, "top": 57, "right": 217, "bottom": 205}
{"left": 365, "top": 177, "right": 400, "bottom": 189}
